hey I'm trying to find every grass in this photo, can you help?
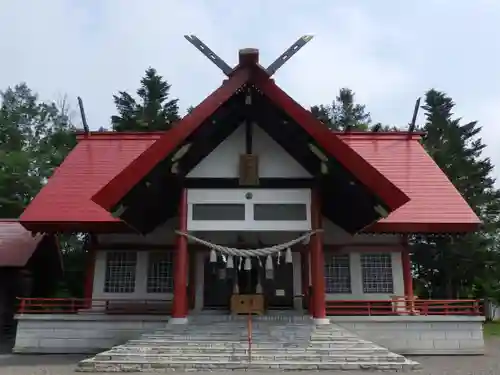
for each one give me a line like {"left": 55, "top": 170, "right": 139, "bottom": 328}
{"left": 484, "top": 321, "right": 500, "bottom": 337}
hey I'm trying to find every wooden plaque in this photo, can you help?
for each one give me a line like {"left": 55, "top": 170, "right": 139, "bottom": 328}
{"left": 239, "top": 154, "right": 259, "bottom": 186}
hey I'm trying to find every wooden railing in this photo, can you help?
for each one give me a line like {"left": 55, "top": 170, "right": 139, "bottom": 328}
{"left": 325, "top": 299, "right": 482, "bottom": 316}
{"left": 16, "top": 297, "right": 482, "bottom": 317}
{"left": 17, "top": 298, "right": 172, "bottom": 315}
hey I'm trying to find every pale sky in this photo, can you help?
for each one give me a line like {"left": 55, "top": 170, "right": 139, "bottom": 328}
{"left": 1, "top": 0, "right": 499, "bottom": 183}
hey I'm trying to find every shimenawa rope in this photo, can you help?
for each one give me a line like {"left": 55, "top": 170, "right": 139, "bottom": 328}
{"left": 175, "top": 229, "right": 322, "bottom": 257}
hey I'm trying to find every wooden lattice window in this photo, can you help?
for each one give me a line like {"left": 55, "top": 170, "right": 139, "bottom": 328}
{"left": 361, "top": 253, "right": 394, "bottom": 294}
{"left": 104, "top": 251, "right": 137, "bottom": 293}
{"left": 325, "top": 254, "right": 352, "bottom": 293}
{"left": 147, "top": 251, "right": 174, "bottom": 293}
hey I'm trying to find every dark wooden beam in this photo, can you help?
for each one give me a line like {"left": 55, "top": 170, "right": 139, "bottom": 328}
{"left": 245, "top": 121, "right": 253, "bottom": 154}
{"left": 184, "top": 178, "right": 316, "bottom": 189}
{"left": 408, "top": 97, "right": 421, "bottom": 137}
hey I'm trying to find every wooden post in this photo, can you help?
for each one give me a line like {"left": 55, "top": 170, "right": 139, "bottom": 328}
{"left": 171, "top": 189, "right": 189, "bottom": 323}
{"left": 83, "top": 236, "right": 97, "bottom": 309}
{"left": 309, "top": 189, "right": 327, "bottom": 323}
{"left": 401, "top": 237, "right": 414, "bottom": 313}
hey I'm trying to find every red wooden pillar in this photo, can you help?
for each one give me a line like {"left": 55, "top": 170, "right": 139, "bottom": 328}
{"left": 171, "top": 189, "right": 189, "bottom": 323}
{"left": 401, "top": 249, "right": 413, "bottom": 297}
{"left": 401, "top": 244, "right": 414, "bottom": 309}
{"left": 309, "top": 189, "right": 327, "bottom": 323}
{"left": 83, "top": 236, "right": 96, "bottom": 309}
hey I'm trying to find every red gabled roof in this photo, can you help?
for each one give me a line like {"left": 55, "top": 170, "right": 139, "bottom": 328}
{"left": 19, "top": 131, "right": 481, "bottom": 233}
{"left": 91, "top": 64, "right": 409, "bottom": 215}
{"left": 20, "top": 133, "right": 162, "bottom": 232}
{"left": 338, "top": 133, "right": 481, "bottom": 232}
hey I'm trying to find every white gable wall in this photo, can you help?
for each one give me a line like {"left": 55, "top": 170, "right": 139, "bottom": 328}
{"left": 186, "top": 123, "right": 311, "bottom": 178}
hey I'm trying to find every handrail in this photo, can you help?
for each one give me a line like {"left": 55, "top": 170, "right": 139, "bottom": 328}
{"left": 16, "top": 297, "right": 172, "bottom": 314}
{"left": 325, "top": 298, "right": 482, "bottom": 316}
{"left": 16, "top": 297, "right": 483, "bottom": 317}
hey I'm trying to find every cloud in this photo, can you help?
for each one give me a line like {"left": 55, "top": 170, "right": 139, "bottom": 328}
{"left": 0, "top": 0, "right": 498, "bottom": 183}
{"left": 0, "top": 0, "right": 415, "bottom": 122}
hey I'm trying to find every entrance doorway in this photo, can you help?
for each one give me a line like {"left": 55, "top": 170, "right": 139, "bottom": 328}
{"left": 264, "top": 256, "right": 294, "bottom": 309}
{"left": 201, "top": 253, "right": 296, "bottom": 311}
{"left": 202, "top": 256, "right": 232, "bottom": 310}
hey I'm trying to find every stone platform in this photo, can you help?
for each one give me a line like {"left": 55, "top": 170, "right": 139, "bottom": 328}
{"left": 76, "top": 314, "right": 420, "bottom": 372}
{"left": 13, "top": 313, "right": 485, "bottom": 356}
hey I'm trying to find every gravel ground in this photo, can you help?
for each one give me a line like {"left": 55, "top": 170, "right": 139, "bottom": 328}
{"left": 0, "top": 339, "right": 499, "bottom": 375}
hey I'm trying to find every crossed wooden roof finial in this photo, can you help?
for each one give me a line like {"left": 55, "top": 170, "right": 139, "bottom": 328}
{"left": 184, "top": 35, "right": 314, "bottom": 77}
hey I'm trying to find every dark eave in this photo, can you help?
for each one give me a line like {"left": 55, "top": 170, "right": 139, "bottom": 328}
{"left": 91, "top": 67, "right": 250, "bottom": 213}
{"left": 252, "top": 68, "right": 409, "bottom": 212}
{"left": 105, "top": 89, "right": 249, "bottom": 234}
{"left": 91, "top": 62, "right": 409, "bottom": 234}
{"left": 98, "top": 85, "right": 395, "bottom": 234}
{"left": 248, "top": 87, "right": 391, "bottom": 233}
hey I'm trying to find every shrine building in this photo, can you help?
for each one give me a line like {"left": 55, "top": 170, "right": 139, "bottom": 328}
{"left": 12, "top": 39, "right": 485, "bottom": 357}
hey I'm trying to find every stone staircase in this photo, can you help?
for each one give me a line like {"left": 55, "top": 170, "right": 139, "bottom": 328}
{"left": 77, "top": 314, "right": 420, "bottom": 371}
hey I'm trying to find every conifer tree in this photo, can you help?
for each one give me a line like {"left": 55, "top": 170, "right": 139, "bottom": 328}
{"left": 412, "top": 89, "right": 500, "bottom": 298}
{"left": 111, "top": 67, "right": 180, "bottom": 131}
{"left": 311, "top": 88, "right": 371, "bottom": 131}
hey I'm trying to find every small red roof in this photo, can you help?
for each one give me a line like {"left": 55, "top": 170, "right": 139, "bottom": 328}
{"left": 0, "top": 220, "right": 45, "bottom": 266}
{"left": 20, "top": 131, "right": 481, "bottom": 233}
{"left": 338, "top": 133, "right": 481, "bottom": 232}
{"left": 20, "top": 134, "right": 161, "bottom": 232}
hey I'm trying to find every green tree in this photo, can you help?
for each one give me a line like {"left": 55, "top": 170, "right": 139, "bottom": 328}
{"left": 0, "top": 83, "right": 83, "bottom": 297}
{"left": 311, "top": 88, "right": 371, "bottom": 131}
{"left": 371, "top": 123, "right": 400, "bottom": 132}
{"left": 412, "top": 89, "right": 500, "bottom": 299}
{"left": 0, "top": 84, "right": 77, "bottom": 217}
{"left": 111, "top": 67, "right": 180, "bottom": 131}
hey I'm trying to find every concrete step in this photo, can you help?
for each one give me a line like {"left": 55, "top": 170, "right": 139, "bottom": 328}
{"left": 76, "top": 318, "right": 421, "bottom": 372}
{"left": 189, "top": 317, "right": 313, "bottom": 324}
{"left": 107, "top": 346, "right": 394, "bottom": 355}
{"left": 143, "top": 332, "right": 356, "bottom": 339}
{"left": 156, "top": 325, "right": 313, "bottom": 334}
{"left": 138, "top": 336, "right": 312, "bottom": 342}
{"left": 169, "top": 321, "right": 313, "bottom": 326}
{"left": 77, "top": 359, "right": 421, "bottom": 372}
{"left": 93, "top": 352, "right": 406, "bottom": 363}
{"left": 157, "top": 328, "right": 314, "bottom": 333}
{"left": 309, "top": 331, "right": 358, "bottom": 340}
{"left": 143, "top": 330, "right": 312, "bottom": 335}
{"left": 124, "top": 339, "right": 380, "bottom": 349}
{"left": 144, "top": 325, "right": 313, "bottom": 334}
